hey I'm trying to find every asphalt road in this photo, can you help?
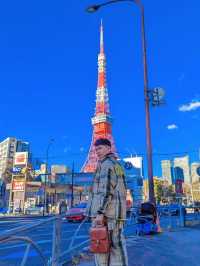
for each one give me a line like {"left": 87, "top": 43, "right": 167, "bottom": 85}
{"left": 0, "top": 216, "right": 91, "bottom": 266}
{"left": 0, "top": 213, "right": 198, "bottom": 266}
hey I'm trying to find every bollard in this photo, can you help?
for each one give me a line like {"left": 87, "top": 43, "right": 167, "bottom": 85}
{"left": 156, "top": 214, "right": 162, "bottom": 233}
{"left": 179, "top": 205, "right": 185, "bottom": 227}
{"left": 167, "top": 206, "right": 172, "bottom": 231}
{"left": 51, "top": 217, "right": 61, "bottom": 266}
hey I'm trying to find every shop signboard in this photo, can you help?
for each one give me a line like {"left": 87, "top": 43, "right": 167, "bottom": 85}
{"left": 6, "top": 183, "right": 12, "bottom": 190}
{"left": 12, "top": 181, "right": 25, "bottom": 191}
{"left": 14, "top": 152, "right": 28, "bottom": 166}
{"left": 12, "top": 167, "right": 22, "bottom": 174}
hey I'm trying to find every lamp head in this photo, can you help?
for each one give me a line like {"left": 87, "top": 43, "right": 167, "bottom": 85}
{"left": 86, "top": 5, "right": 100, "bottom": 13}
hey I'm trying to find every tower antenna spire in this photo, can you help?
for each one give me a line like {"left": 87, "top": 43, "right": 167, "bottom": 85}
{"left": 100, "top": 19, "right": 104, "bottom": 53}
{"left": 81, "top": 21, "right": 117, "bottom": 173}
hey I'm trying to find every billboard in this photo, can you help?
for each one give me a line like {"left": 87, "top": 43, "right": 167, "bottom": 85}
{"left": 40, "top": 164, "right": 47, "bottom": 174}
{"left": 51, "top": 165, "right": 69, "bottom": 174}
{"left": 12, "top": 181, "right": 25, "bottom": 191}
{"left": 14, "top": 152, "right": 28, "bottom": 166}
{"left": 121, "top": 157, "right": 143, "bottom": 176}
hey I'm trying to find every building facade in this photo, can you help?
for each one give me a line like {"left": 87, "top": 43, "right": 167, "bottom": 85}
{"left": 191, "top": 162, "right": 200, "bottom": 183}
{"left": 16, "top": 140, "right": 30, "bottom": 153}
{"left": 161, "top": 160, "right": 173, "bottom": 185}
{"left": 0, "top": 138, "right": 30, "bottom": 182}
{"left": 174, "top": 156, "right": 190, "bottom": 184}
{"left": 0, "top": 137, "right": 17, "bottom": 181}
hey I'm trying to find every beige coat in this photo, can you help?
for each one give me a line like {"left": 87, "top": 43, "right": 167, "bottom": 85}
{"left": 86, "top": 153, "right": 127, "bottom": 223}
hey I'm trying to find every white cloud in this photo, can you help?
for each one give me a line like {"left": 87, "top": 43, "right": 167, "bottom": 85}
{"left": 167, "top": 124, "right": 178, "bottom": 130}
{"left": 179, "top": 100, "right": 200, "bottom": 112}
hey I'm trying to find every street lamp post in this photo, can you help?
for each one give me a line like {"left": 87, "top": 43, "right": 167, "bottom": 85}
{"left": 43, "top": 138, "right": 54, "bottom": 216}
{"left": 86, "top": 0, "right": 155, "bottom": 203}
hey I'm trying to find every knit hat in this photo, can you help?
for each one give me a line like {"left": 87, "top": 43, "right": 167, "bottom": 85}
{"left": 94, "top": 138, "right": 111, "bottom": 147}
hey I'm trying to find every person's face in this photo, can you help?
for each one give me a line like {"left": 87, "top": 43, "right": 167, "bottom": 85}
{"left": 95, "top": 145, "right": 111, "bottom": 160}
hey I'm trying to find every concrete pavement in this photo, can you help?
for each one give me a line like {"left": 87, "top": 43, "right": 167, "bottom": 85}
{"left": 77, "top": 226, "right": 200, "bottom": 266}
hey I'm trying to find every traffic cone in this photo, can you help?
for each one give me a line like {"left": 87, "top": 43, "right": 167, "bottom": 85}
{"left": 156, "top": 214, "right": 162, "bottom": 233}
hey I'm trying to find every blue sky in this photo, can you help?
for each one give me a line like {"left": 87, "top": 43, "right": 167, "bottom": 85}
{"left": 0, "top": 0, "right": 199, "bottom": 176}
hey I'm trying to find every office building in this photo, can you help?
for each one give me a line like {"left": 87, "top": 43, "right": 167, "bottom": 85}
{"left": 161, "top": 160, "right": 173, "bottom": 185}
{"left": 0, "top": 138, "right": 30, "bottom": 182}
{"left": 191, "top": 162, "right": 200, "bottom": 183}
{"left": 174, "top": 155, "right": 190, "bottom": 184}
{"left": 0, "top": 138, "right": 17, "bottom": 181}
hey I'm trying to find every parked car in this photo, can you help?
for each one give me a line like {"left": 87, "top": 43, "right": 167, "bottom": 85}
{"left": 25, "top": 205, "right": 43, "bottom": 215}
{"left": 159, "top": 204, "right": 186, "bottom": 216}
{"left": 65, "top": 202, "right": 87, "bottom": 222}
{"left": 187, "top": 203, "right": 200, "bottom": 213}
{"left": 0, "top": 207, "right": 8, "bottom": 215}
{"left": 14, "top": 207, "right": 22, "bottom": 214}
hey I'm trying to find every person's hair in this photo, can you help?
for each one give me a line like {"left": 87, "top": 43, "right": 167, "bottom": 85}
{"left": 94, "top": 138, "right": 111, "bottom": 147}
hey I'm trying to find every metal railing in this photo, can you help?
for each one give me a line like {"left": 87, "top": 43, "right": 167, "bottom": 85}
{"left": 0, "top": 215, "right": 90, "bottom": 266}
{"left": 1, "top": 205, "right": 200, "bottom": 266}
{"left": 0, "top": 216, "right": 58, "bottom": 266}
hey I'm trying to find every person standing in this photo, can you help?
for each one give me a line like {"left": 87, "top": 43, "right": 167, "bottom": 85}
{"left": 86, "top": 138, "right": 128, "bottom": 266}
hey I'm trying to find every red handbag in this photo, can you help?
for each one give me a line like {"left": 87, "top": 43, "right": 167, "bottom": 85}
{"left": 90, "top": 222, "right": 110, "bottom": 253}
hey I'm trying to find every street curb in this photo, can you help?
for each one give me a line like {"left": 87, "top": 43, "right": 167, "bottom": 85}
{"left": 0, "top": 215, "right": 54, "bottom": 220}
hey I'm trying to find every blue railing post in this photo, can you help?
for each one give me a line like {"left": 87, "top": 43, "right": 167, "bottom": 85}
{"left": 51, "top": 216, "right": 61, "bottom": 266}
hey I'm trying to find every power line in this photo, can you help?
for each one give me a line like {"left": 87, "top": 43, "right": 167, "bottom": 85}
{"left": 0, "top": 149, "right": 199, "bottom": 160}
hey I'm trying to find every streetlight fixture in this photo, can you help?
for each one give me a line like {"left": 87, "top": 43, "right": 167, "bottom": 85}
{"left": 86, "top": 0, "right": 156, "bottom": 203}
{"left": 43, "top": 138, "right": 55, "bottom": 216}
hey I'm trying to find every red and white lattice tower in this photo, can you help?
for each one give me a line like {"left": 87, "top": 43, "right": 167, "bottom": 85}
{"left": 81, "top": 21, "right": 117, "bottom": 173}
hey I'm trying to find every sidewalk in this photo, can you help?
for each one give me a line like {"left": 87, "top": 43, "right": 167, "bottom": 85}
{"left": 77, "top": 226, "right": 200, "bottom": 266}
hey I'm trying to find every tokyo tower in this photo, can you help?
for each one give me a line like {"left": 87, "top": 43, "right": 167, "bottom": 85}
{"left": 81, "top": 21, "right": 117, "bottom": 173}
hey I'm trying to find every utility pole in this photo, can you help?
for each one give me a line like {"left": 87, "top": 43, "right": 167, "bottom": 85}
{"left": 71, "top": 161, "right": 74, "bottom": 208}
{"left": 199, "top": 147, "right": 200, "bottom": 161}
{"left": 43, "top": 138, "right": 54, "bottom": 216}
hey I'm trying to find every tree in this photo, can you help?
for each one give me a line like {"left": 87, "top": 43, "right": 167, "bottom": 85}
{"left": 154, "top": 179, "right": 164, "bottom": 204}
